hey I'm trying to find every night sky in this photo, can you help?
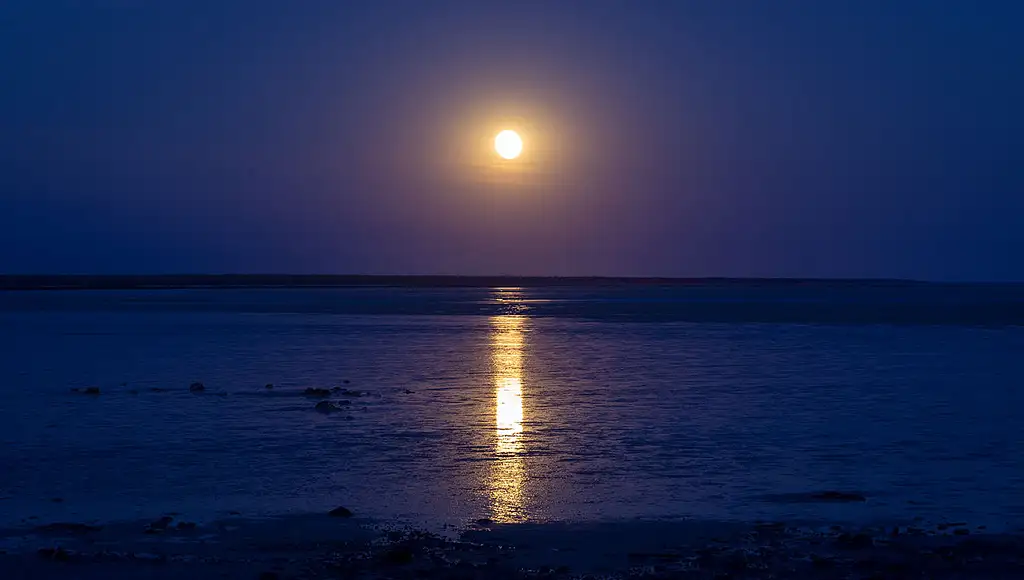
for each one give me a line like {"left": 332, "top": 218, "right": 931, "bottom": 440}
{"left": 2, "top": 1, "right": 1022, "bottom": 280}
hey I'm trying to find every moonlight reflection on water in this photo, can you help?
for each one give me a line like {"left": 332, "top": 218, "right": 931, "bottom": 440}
{"left": 489, "top": 313, "right": 527, "bottom": 522}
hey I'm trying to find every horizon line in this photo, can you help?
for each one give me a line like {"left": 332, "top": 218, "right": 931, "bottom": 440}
{"left": 2, "top": 273, "right": 1022, "bottom": 291}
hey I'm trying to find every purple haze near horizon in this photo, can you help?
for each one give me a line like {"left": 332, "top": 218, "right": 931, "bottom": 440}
{"left": 1, "top": 1, "right": 1023, "bottom": 280}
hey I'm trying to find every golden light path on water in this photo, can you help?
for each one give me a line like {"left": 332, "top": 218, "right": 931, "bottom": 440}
{"left": 488, "top": 313, "right": 527, "bottom": 522}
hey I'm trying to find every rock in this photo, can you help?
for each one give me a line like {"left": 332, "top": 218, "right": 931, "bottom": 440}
{"left": 809, "top": 491, "right": 866, "bottom": 502}
{"left": 314, "top": 400, "right": 351, "bottom": 413}
{"left": 380, "top": 547, "right": 414, "bottom": 565}
{"left": 146, "top": 515, "right": 174, "bottom": 532}
{"left": 265, "top": 383, "right": 274, "bottom": 389}
{"left": 954, "top": 528, "right": 970, "bottom": 535}
{"left": 403, "top": 389, "right": 414, "bottom": 394}
{"left": 51, "top": 497, "right": 63, "bottom": 503}
{"left": 328, "top": 506, "right": 354, "bottom": 518}
{"left": 189, "top": 382, "right": 206, "bottom": 393}
{"left": 475, "top": 518, "right": 494, "bottom": 526}
{"left": 304, "top": 387, "right": 332, "bottom": 397}
{"left": 71, "top": 387, "right": 101, "bottom": 395}
{"left": 343, "top": 379, "right": 351, "bottom": 384}
{"left": 149, "top": 387, "right": 169, "bottom": 393}
{"left": 259, "top": 573, "right": 280, "bottom": 580}
{"left": 176, "top": 521, "right": 197, "bottom": 531}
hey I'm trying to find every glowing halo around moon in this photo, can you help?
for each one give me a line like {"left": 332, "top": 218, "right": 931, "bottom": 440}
{"left": 494, "top": 129, "right": 523, "bottom": 160}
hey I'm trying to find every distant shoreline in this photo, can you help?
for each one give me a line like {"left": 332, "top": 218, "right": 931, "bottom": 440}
{"left": 0, "top": 274, "right": 1013, "bottom": 291}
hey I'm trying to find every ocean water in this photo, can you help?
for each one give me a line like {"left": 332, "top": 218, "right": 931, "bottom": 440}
{"left": 1, "top": 285, "right": 1023, "bottom": 531}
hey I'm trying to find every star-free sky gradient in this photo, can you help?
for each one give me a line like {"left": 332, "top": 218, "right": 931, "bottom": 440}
{"left": 1, "top": 1, "right": 1022, "bottom": 280}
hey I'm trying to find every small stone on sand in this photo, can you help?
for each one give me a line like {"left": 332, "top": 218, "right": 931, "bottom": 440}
{"left": 328, "top": 506, "right": 354, "bottom": 518}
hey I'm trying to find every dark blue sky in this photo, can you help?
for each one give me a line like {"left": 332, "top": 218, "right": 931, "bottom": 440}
{"left": 1, "top": 1, "right": 1022, "bottom": 279}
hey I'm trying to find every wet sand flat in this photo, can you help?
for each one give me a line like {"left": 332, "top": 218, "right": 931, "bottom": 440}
{"left": 3, "top": 513, "right": 1024, "bottom": 579}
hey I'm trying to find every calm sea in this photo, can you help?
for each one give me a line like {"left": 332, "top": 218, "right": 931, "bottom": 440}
{"left": 1, "top": 285, "right": 1023, "bottom": 530}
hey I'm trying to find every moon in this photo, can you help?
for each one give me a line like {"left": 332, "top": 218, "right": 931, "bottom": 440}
{"left": 494, "top": 130, "right": 523, "bottom": 160}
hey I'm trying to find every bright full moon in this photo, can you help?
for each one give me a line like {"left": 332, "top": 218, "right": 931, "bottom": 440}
{"left": 494, "top": 130, "right": 523, "bottom": 160}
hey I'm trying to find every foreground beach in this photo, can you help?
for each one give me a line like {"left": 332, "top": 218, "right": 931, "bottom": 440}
{"left": 3, "top": 511, "right": 1023, "bottom": 579}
